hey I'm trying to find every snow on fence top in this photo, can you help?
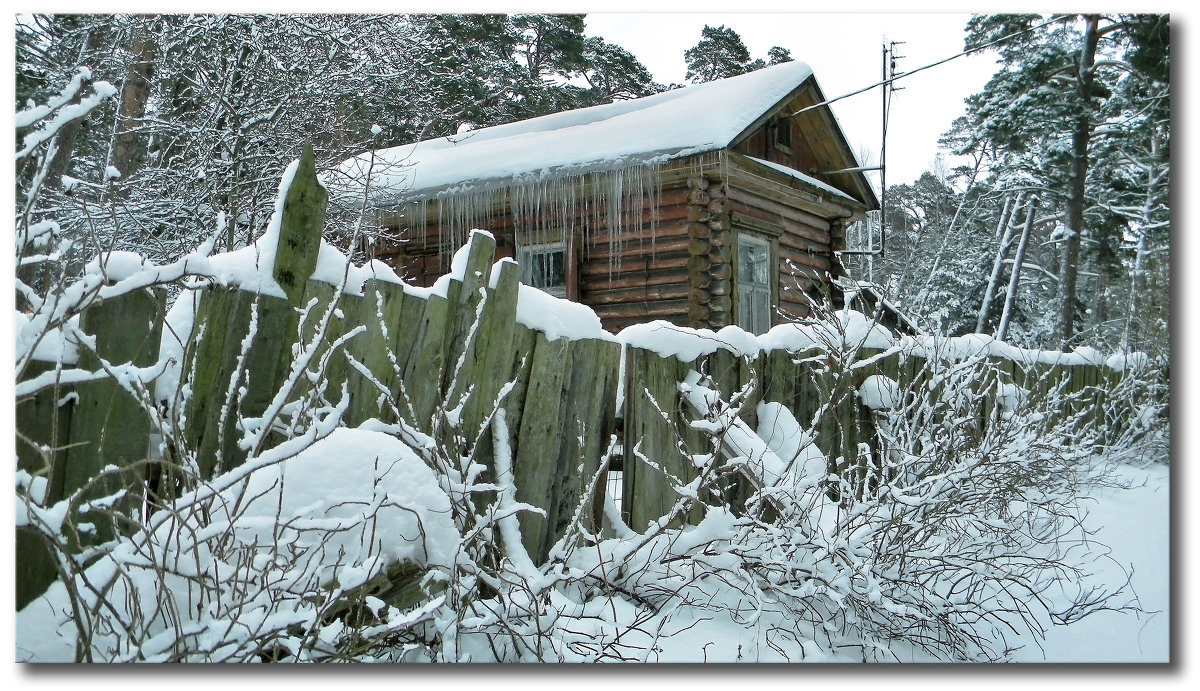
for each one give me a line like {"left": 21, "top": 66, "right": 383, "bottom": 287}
{"left": 615, "top": 310, "right": 1147, "bottom": 372}
{"left": 42, "top": 149, "right": 1140, "bottom": 382}
{"left": 336, "top": 60, "right": 817, "bottom": 205}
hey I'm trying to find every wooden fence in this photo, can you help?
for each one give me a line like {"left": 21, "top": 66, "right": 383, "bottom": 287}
{"left": 14, "top": 150, "right": 1156, "bottom": 611}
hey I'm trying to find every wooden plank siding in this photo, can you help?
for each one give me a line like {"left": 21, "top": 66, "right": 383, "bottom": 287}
{"left": 730, "top": 110, "right": 823, "bottom": 180}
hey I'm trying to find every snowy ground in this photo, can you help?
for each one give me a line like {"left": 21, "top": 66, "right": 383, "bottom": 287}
{"left": 5, "top": 456, "right": 1177, "bottom": 686}
{"left": 606, "top": 458, "right": 1173, "bottom": 665}
{"left": 1008, "top": 461, "right": 1171, "bottom": 663}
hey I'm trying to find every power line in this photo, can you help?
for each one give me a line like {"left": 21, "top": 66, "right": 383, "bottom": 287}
{"left": 789, "top": 14, "right": 1068, "bottom": 120}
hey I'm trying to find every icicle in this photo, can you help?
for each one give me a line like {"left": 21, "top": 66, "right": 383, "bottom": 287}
{"left": 391, "top": 160, "right": 679, "bottom": 284}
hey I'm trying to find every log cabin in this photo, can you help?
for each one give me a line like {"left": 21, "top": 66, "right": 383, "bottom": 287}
{"left": 336, "top": 60, "right": 879, "bottom": 334}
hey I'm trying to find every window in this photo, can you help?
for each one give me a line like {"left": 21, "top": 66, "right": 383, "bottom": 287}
{"left": 518, "top": 242, "right": 568, "bottom": 298}
{"left": 772, "top": 117, "right": 793, "bottom": 152}
{"left": 737, "top": 234, "right": 772, "bottom": 335}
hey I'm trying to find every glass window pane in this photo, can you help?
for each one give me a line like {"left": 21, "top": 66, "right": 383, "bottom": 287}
{"left": 519, "top": 244, "right": 567, "bottom": 297}
{"left": 738, "top": 237, "right": 770, "bottom": 286}
{"left": 737, "top": 235, "right": 772, "bottom": 334}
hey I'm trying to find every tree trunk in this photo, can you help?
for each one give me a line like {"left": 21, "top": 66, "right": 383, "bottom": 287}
{"left": 1056, "top": 14, "right": 1101, "bottom": 348}
{"left": 110, "top": 16, "right": 158, "bottom": 181}
{"left": 976, "top": 192, "right": 1023, "bottom": 333}
{"left": 42, "top": 28, "right": 107, "bottom": 189}
{"left": 1121, "top": 132, "right": 1163, "bottom": 351}
{"left": 996, "top": 197, "right": 1036, "bottom": 341}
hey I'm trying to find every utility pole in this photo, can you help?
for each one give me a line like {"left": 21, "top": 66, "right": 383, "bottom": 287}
{"left": 879, "top": 39, "right": 904, "bottom": 262}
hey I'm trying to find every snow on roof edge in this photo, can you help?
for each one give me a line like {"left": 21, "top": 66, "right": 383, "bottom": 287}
{"left": 743, "top": 155, "right": 859, "bottom": 203}
{"left": 337, "top": 61, "right": 820, "bottom": 206}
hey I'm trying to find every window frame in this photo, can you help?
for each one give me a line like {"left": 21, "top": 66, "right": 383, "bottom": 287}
{"left": 517, "top": 240, "right": 570, "bottom": 298}
{"left": 735, "top": 233, "right": 774, "bottom": 335}
{"left": 771, "top": 116, "right": 794, "bottom": 154}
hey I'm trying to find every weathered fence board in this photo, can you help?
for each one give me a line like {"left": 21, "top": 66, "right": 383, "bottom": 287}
{"left": 16, "top": 361, "right": 73, "bottom": 611}
{"left": 547, "top": 336, "right": 621, "bottom": 545}
{"left": 16, "top": 286, "right": 165, "bottom": 609}
{"left": 63, "top": 287, "right": 165, "bottom": 544}
{"left": 512, "top": 332, "right": 573, "bottom": 558}
{"left": 406, "top": 291, "right": 452, "bottom": 425}
{"left": 460, "top": 259, "right": 522, "bottom": 446}
{"left": 16, "top": 147, "right": 1160, "bottom": 617}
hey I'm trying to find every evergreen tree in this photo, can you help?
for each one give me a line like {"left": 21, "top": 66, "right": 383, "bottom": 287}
{"left": 684, "top": 26, "right": 798, "bottom": 83}
{"left": 684, "top": 25, "right": 755, "bottom": 83}
{"left": 767, "top": 46, "right": 793, "bottom": 65}
{"left": 949, "top": 14, "right": 1170, "bottom": 350}
{"left": 579, "top": 36, "right": 664, "bottom": 102}
{"left": 13, "top": 13, "right": 667, "bottom": 265}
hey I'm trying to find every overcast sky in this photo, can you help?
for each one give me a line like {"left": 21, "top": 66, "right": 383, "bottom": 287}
{"left": 583, "top": 12, "right": 999, "bottom": 188}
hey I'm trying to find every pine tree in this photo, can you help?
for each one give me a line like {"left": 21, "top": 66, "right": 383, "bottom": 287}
{"left": 13, "top": 13, "right": 668, "bottom": 265}
{"left": 684, "top": 25, "right": 755, "bottom": 83}
{"left": 767, "top": 46, "right": 793, "bottom": 65}
{"left": 948, "top": 13, "right": 1169, "bottom": 350}
{"left": 579, "top": 36, "right": 664, "bottom": 102}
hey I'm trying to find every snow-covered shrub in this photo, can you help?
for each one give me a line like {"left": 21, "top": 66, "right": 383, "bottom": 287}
{"left": 17, "top": 424, "right": 460, "bottom": 662}
{"left": 16, "top": 71, "right": 1163, "bottom": 664}
{"left": 16, "top": 75, "right": 440, "bottom": 661}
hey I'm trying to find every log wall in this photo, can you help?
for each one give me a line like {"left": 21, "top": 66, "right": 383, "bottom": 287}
{"left": 16, "top": 234, "right": 1153, "bottom": 612}
{"left": 370, "top": 151, "right": 861, "bottom": 334}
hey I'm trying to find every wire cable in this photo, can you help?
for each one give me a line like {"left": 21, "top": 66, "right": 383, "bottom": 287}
{"left": 789, "top": 14, "right": 1068, "bottom": 119}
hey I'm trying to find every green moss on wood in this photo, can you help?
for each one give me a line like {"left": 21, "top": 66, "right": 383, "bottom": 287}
{"left": 274, "top": 142, "right": 328, "bottom": 307}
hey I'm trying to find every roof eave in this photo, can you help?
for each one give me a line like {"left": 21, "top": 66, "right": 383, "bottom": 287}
{"left": 729, "top": 76, "right": 880, "bottom": 211}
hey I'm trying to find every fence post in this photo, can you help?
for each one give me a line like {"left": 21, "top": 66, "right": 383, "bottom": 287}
{"left": 542, "top": 336, "right": 621, "bottom": 554}
{"left": 274, "top": 141, "right": 327, "bottom": 308}
{"left": 182, "top": 141, "right": 328, "bottom": 480}
{"left": 622, "top": 346, "right": 709, "bottom": 532}
{"left": 60, "top": 286, "right": 166, "bottom": 547}
{"left": 16, "top": 362, "right": 75, "bottom": 611}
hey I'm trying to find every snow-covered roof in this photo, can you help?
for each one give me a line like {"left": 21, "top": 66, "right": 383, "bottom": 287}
{"left": 339, "top": 60, "right": 820, "bottom": 205}
{"left": 743, "top": 155, "right": 857, "bottom": 203}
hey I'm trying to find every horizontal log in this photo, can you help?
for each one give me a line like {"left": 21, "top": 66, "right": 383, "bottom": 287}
{"left": 728, "top": 205, "right": 831, "bottom": 249}
{"left": 593, "top": 298, "right": 691, "bottom": 322}
{"left": 588, "top": 236, "right": 692, "bottom": 259}
{"left": 583, "top": 219, "right": 690, "bottom": 247}
{"left": 779, "top": 247, "right": 832, "bottom": 273}
{"left": 727, "top": 147, "right": 865, "bottom": 215}
{"left": 727, "top": 188, "right": 833, "bottom": 230}
{"left": 778, "top": 231, "right": 832, "bottom": 257}
{"left": 581, "top": 268, "right": 691, "bottom": 292}
{"left": 581, "top": 253, "right": 690, "bottom": 277}
{"left": 583, "top": 282, "right": 692, "bottom": 306}
{"left": 779, "top": 282, "right": 823, "bottom": 305}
